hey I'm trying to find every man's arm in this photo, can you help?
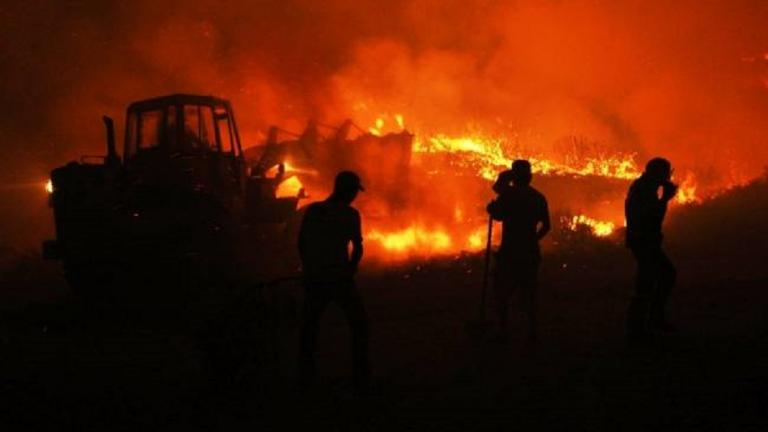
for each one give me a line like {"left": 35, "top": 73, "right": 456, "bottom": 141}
{"left": 350, "top": 211, "right": 364, "bottom": 273}
{"left": 657, "top": 180, "right": 677, "bottom": 221}
{"left": 661, "top": 180, "right": 678, "bottom": 202}
{"left": 537, "top": 197, "right": 551, "bottom": 240}
{"left": 642, "top": 183, "right": 673, "bottom": 224}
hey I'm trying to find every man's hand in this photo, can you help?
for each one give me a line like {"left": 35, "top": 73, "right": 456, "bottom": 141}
{"left": 661, "top": 181, "right": 678, "bottom": 201}
{"left": 492, "top": 170, "right": 514, "bottom": 194}
{"left": 487, "top": 199, "right": 503, "bottom": 221}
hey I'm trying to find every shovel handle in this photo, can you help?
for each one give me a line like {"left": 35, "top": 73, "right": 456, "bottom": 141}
{"left": 479, "top": 215, "right": 494, "bottom": 319}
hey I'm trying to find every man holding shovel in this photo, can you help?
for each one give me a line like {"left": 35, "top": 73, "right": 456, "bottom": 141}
{"left": 487, "top": 160, "right": 550, "bottom": 342}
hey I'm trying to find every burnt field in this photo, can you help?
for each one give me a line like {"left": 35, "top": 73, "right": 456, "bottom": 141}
{"left": 1, "top": 177, "right": 767, "bottom": 431}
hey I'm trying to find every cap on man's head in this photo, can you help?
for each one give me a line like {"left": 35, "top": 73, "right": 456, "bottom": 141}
{"left": 510, "top": 159, "right": 533, "bottom": 184}
{"left": 334, "top": 170, "right": 365, "bottom": 192}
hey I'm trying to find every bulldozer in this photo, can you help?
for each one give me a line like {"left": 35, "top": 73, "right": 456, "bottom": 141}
{"left": 37, "top": 93, "right": 415, "bottom": 391}
{"left": 43, "top": 94, "right": 303, "bottom": 298}
{"left": 35, "top": 95, "right": 315, "bottom": 391}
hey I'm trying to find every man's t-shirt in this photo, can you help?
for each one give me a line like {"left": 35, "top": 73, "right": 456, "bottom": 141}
{"left": 298, "top": 199, "right": 362, "bottom": 281}
{"left": 488, "top": 185, "right": 549, "bottom": 259}
{"left": 625, "top": 175, "right": 667, "bottom": 249}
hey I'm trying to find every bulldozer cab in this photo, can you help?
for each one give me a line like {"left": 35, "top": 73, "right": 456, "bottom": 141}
{"left": 123, "top": 94, "right": 245, "bottom": 194}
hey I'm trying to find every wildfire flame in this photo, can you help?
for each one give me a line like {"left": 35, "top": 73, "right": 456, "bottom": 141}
{"left": 466, "top": 228, "right": 485, "bottom": 250}
{"left": 564, "top": 215, "right": 616, "bottom": 237}
{"left": 675, "top": 174, "right": 699, "bottom": 204}
{"left": 368, "top": 117, "right": 386, "bottom": 136}
{"left": 263, "top": 160, "right": 313, "bottom": 199}
{"left": 414, "top": 134, "right": 642, "bottom": 181}
{"left": 366, "top": 225, "right": 489, "bottom": 257}
{"left": 276, "top": 176, "right": 304, "bottom": 198}
{"left": 367, "top": 227, "right": 453, "bottom": 254}
{"left": 284, "top": 160, "right": 318, "bottom": 176}
{"left": 304, "top": 115, "right": 704, "bottom": 260}
{"left": 368, "top": 114, "right": 405, "bottom": 137}
{"left": 395, "top": 114, "right": 405, "bottom": 130}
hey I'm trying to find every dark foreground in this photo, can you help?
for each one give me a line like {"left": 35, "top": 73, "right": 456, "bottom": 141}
{"left": 1, "top": 240, "right": 766, "bottom": 432}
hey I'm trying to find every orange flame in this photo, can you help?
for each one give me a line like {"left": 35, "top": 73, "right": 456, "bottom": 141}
{"left": 675, "top": 173, "right": 699, "bottom": 204}
{"left": 276, "top": 176, "right": 303, "bottom": 198}
{"left": 365, "top": 224, "right": 489, "bottom": 259}
{"left": 414, "top": 133, "right": 642, "bottom": 181}
{"left": 565, "top": 215, "right": 616, "bottom": 237}
{"left": 352, "top": 116, "right": 705, "bottom": 259}
{"left": 368, "top": 114, "right": 406, "bottom": 136}
{"left": 368, "top": 117, "right": 385, "bottom": 136}
{"left": 367, "top": 226, "right": 453, "bottom": 255}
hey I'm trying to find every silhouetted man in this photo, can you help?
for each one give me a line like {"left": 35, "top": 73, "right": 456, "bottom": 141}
{"left": 488, "top": 160, "right": 550, "bottom": 341}
{"left": 298, "top": 171, "right": 369, "bottom": 392}
{"left": 625, "top": 157, "right": 678, "bottom": 341}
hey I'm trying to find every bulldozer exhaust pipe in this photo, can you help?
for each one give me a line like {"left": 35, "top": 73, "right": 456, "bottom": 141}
{"left": 103, "top": 115, "right": 119, "bottom": 167}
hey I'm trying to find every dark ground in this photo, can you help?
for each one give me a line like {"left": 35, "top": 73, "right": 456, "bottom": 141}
{"left": 1, "top": 177, "right": 767, "bottom": 431}
{"left": 1, "top": 244, "right": 766, "bottom": 431}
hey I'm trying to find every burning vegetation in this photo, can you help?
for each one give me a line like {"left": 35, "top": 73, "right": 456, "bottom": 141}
{"left": 249, "top": 113, "right": 707, "bottom": 262}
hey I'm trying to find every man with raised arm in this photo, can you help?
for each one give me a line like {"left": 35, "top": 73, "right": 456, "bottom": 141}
{"left": 488, "top": 160, "right": 551, "bottom": 342}
{"left": 625, "top": 157, "right": 678, "bottom": 342}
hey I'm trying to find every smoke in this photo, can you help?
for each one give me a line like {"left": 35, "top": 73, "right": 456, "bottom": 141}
{"left": 329, "top": 1, "right": 768, "bottom": 185}
{"left": 1, "top": 0, "right": 768, "bottom": 247}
